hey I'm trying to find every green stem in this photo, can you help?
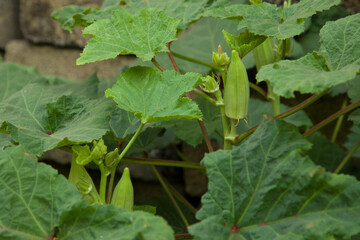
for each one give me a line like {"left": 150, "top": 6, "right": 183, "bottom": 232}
{"left": 220, "top": 103, "right": 232, "bottom": 150}
{"left": 121, "top": 157, "right": 205, "bottom": 170}
{"left": 334, "top": 140, "right": 360, "bottom": 174}
{"left": 192, "top": 88, "right": 217, "bottom": 105}
{"left": 107, "top": 123, "right": 145, "bottom": 203}
{"left": 303, "top": 99, "right": 360, "bottom": 138}
{"left": 250, "top": 82, "right": 267, "bottom": 99}
{"left": 171, "top": 51, "right": 222, "bottom": 71}
{"left": 151, "top": 58, "right": 166, "bottom": 71}
{"left": 150, "top": 166, "right": 190, "bottom": 227}
{"left": 99, "top": 164, "right": 108, "bottom": 204}
{"left": 267, "top": 80, "right": 280, "bottom": 116}
{"left": 331, "top": 97, "right": 348, "bottom": 143}
{"left": 173, "top": 145, "right": 192, "bottom": 163}
{"left": 167, "top": 44, "right": 213, "bottom": 153}
{"left": 234, "top": 89, "right": 329, "bottom": 144}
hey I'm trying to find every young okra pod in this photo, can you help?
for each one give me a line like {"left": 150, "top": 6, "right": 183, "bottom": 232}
{"left": 224, "top": 50, "right": 249, "bottom": 120}
{"left": 111, "top": 167, "right": 134, "bottom": 211}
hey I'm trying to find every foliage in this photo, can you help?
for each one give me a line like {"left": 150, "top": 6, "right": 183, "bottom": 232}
{"left": 1, "top": 0, "right": 360, "bottom": 239}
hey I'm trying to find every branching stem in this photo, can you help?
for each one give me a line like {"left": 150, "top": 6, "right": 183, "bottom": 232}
{"left": 334, "top": 140, "right": 360, "bottom": 174}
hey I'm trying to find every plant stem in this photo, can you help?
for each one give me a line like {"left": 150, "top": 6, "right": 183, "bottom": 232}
{"left": 303, "top": 99, "right": 360, "bottom": 138}
{"left": 171, "top": 51, "right": 222, "bottom": 71}
{"left": 99, "top": 164, "right": 108, "bottom": 204}
{"left": 331, "top": 97, "right": 348, "bottom": 143}
{"left": 250, "top": 82, "right": 267, "bottom": 99}
{"left": 167, "top": 43, "right": 181, "bottom": 73}
{"left": 150, "top": 165, "right": 190, "bottom": 227}
{"left": 175, "top": 233, "right": 194, "bottom": 239}
{"left": 234, "top": 89, "right": 329, "bottom": 144}
{"left": 192, "top": 88, "right": 217, "bottom": 105}
{"left": 107, "top": 123, "right": 145, "bottom": 203}
{"left": 151, "top": 57, "right": 166, "bottom": 71}
{"left": 334, "top": 140, "right": 360, "bottom": 174}
{"left": 121, "top": 156, "right": 205, "bottom": 170}
{"left": 167, "top": 43, "right": 214, "bottom": 153}
{"left": 173, "top": 145, "right": 192, "bottom": 163}
{"left": 159, "top": 171, "right": 197, "bottom": 214}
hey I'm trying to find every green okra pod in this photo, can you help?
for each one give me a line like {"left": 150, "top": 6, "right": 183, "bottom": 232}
{"left": 224, "top": 50, "right": 250, "bottom": 120}
{"left": 111, "top": 167, "right": 134, "bottom": 211}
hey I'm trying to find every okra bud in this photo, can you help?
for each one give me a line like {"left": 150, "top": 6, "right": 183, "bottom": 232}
{"left": 212, "top": 45, "right": 230, "bottom": 67}
{"left": 224, "top": 50, "right": 249, "bottom": 120}
{"left": 111, "top": 167, "right": 134, "bottom": 211}
{"left": 105, "top": 148, "right": 119, "bottom": 168}
{"left": 200, "top": 75, "right": 219, "bottom": 93}
{"left": 91, "top": 138, "right": 107, "bottom": 165}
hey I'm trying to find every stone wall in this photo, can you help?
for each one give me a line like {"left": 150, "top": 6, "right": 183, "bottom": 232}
{"left": 0, "top": 0, "right": 134, "bottom": 80}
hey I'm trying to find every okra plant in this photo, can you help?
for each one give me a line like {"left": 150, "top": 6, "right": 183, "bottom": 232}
{"left": 0, "top": 0, "right": 360, "bottom": 239}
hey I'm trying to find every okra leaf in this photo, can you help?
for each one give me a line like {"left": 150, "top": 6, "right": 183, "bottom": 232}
{"left": 345, "top": 110, "right": 360, "bottom": 158}
{"left": 105, "top": 66, "right": 202, "bottom": 124}
{"left": 77, "top": 8, "right": 180, "bottom": 64}
{"left": 58, "top": 201, "right": 174, "bottom": 240}
{"left": 109, "top": 108, "right": 142, "bottom": 141}
{"left": 257, "top": 14, "right": 360, "bottom": 98}
{"left": 319, "top": 13, "right": 360, "bottom": 71}
{"left": 222, "top": 30, "right": 266, "bottom": 58}
{"left": 0, "top": 146, "right": 81, "bottom": 239}
{"left": 50, "top": 5, "right": 88, "bottom": 32}
{"left": 133, "top": 17, "right": 255, "bottom": 74}
{"left": 0, "top": 62, "right": 74, "bottom": 102}
{"left": 159, "top": 96, "right": 222, "bottom": 147}
{"left": 0, "top": 84, "right": 115, "bottom": 156}
{"left": 189, "top": 119, "right": 360, "bottom": 239}
{"left": 307, "top": 132, "right": 346, "bottom": 172}
{"left": 122, "top": 0, "right": 236, "bottom": 30}
{"left": 205, "top": 0, "right": 341, "bottom": 39}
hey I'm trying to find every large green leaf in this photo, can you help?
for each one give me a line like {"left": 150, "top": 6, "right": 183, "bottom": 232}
{"left": 319, "top": 13, "right": 360, "bottom": 71}
{"left": 160, "top": 96, "right": 222, "bottom": 147}
{"left": 257, "top": 52, "right": 359, "bottom": 98}
{"left": 105, "top": 66, "right": 202, "bottom": 124}
{"left": 109, "top": 108, "right": 141, "bottom": 140}
{"left": 0, "top": 63, "right": 74, "bottom": 103}
{"left": 123, "top": 0, "right": 233, "bottom": 30}
{"left": 58, "top": 201, "right": 174, "bottom": 240}
{"left": 0, "top": 146, "right": 81, "bottom": 239}
{"left": 189, "top": 119, "right": 360, "bottom": 239}
{"left": 134, "top": 17, "right": 255, "bottom": 74}
{"left": 0, "top": 84, "right": 115, "bottom": 156}
{"left": 205, "top": 0, "right": 341, "bottom": 39}
{"left": 77, "top": 8, "right": 180, "bottom": 64}
{"left": 307, "top": 132, "right": 346, "bottom": 172}
{"left": 257, "top": 14, "right": 360, "bottom": 98}
{"left": 345, "top": 109, "right": 360, "bottom": 158}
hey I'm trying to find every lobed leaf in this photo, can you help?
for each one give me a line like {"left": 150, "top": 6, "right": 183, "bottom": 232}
{"left": 189, "top": 119, "right": 360, "bottom": 239}
{"left": 205, "top": 0, "right": 341, "bottom": 40}
{"left": 0, "top": 84, "right": 114, "bottom": 156}
{"left": 77, "top": 8, "right": 180, "bottom": 64}
{"left": 257, "top": 13, "right": 360, "bottom": 98}
{"left": 0, "top": 146, "right": 81, "bottom": 239}
{"left": 105, "top": 66, "right": 202, "bottom": 124}
{"left": 58, "top": 201, "right": 174, "bottom": 240}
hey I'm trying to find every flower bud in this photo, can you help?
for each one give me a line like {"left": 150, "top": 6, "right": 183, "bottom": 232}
{"left": 212, "top": 45, "right": 230, "bottom": 67}
{"left": 105, "top": 148, "right": 119, "bottom": 168}
{"left": 200, "top": 76, "right": 219, "bottom": 93}
{"left": 111, "top": 167, "right": 134, "bottom": 211}
{"left": 91, "top": 138, "right": 107, "bottom": 165}
{"left": 224, "top": 50, "right": 249, "bottom": 120}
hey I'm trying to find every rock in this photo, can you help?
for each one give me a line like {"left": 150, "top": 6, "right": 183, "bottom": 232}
{"left": 19, "top": 0, "right": 103, "bottom": 47}
{"left": 0, "top": 0, "right": 23, "bottom": 48}
{"left": 4, "top": 40, "right": 134, "bottom": 79}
